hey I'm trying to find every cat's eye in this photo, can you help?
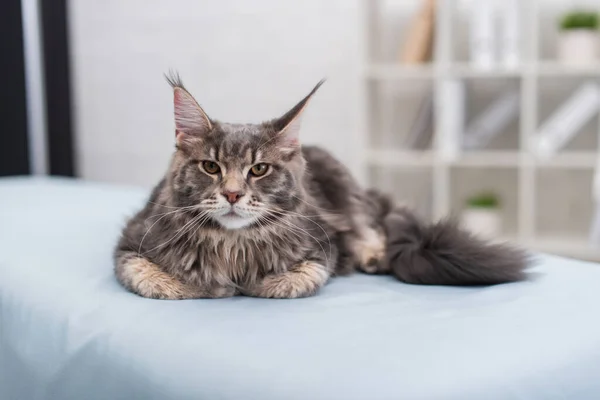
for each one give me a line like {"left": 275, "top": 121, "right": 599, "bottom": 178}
{"left": 202, "top": 161, "right": 221, "bottom": 174}
{"left": 249, "top": 163, "right": 269, "bottom": 177}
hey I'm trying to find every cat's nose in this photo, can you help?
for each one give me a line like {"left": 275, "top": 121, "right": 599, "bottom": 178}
{"left": 222, "top": 190, "right": 244, "bottom": 204}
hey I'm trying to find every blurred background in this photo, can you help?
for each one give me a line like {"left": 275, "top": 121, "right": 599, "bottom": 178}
{"left": 3, "top": 0, "right": 600, "bottom": 261}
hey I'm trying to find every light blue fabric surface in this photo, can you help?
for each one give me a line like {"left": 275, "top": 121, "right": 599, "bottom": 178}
{"left": 1, "top": 177, "right": 600, "bottom": 400}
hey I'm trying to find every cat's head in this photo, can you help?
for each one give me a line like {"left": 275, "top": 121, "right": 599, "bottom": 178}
{"left": 166, "top": 73, "right": 323, "bottom": 230}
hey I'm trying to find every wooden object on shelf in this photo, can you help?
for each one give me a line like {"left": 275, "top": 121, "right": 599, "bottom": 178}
{"left": 404, "top": 91, "right": 434, "bottom": 149}
{"left": 399, "top": 0, "right": 436, "bottom": 64}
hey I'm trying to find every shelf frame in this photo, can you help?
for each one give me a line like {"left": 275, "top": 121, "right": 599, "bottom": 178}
{"left": 361, "top": 0, "right": 600, "bottom": 260}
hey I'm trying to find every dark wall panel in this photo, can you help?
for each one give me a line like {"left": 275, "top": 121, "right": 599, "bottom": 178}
{"left": 41, "top": 0, "right": 75, "bottom": 176}
{"left": 0, "top": 0, "right": 30, "bottom": 176}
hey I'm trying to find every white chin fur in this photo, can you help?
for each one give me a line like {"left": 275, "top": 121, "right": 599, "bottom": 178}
{"left": 215, "top": 215, "right": 256, "bottom": 230}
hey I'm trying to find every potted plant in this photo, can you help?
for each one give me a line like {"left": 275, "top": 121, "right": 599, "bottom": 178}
{"left": 558, "top": 11, "right": 599, "bottom": 65}
{"left": 460, "top": 192, "right": 502, "bottom": 239}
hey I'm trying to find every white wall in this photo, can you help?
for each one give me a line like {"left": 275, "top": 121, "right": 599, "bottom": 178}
{"left": 68, "top": 0, "right": 591, "bottom": 189}
{"left": 69, "top": 0, "right": 362, "bottom": 187}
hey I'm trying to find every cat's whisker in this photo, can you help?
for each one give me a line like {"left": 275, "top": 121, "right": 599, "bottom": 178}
{"left": 180, "top": 212, "right": 216, "bottom": 259}
{"left": 266, "top": 208, "right": 332, "bottom": 249}
{"left": 261, "top": 215, "right": 306, "bottom": 243}
{"left": 168, "top": 211, "right": 212, "bottom": 246}
{"left": 251, "top": 202, "right": 321, "bottom": 219}
{"left": 145, "top": 207, "right": 194, "bottom": 222}
{"left": 255, "top": 216, "right": 278, "bottom": 240}
{"left": 268, "top": 207, "right": 334, "bottom": 219}
{"left": 263, "top": 210, "right": 331, "bottom": 266}
{"left": 273, "top": 209, "right": 333, "bottom": 265}
{"left": 256, "top": 131, "right": 282, "bottom": 151}
{"left": 289, "top": 194, "right": 343, "bottom": 216}
{"left": 143, "top": 211, "right": 209, "bottom": 255}
{"left": 148, "top": 201, "right": 200, "bottom": 210}
{"left": 263, "top": 216, "right": 329, "bottom": 267}
{"left": 250, "top": 200, "right": 331, "bottom": 220}
{"left": 138, "top": 207, "right": 196, "bottom": 255}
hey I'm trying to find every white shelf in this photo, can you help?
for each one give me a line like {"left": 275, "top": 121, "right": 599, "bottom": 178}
{"left": 450, "top": 63, "right": 524, "bottom": 79}
{"left": 536, "top": 62, "right": 600, "bottom": 77}
{"left": 365, "top": 62, "right": 600, "bottom": 80}
{"left": 534, "top": 151, "right": 598, "bottom": 169}
{"left": 495, "top": 235, "right": 600, "bottom": 261}
{"left": 366, "top": 149, "right": 434, "bottom": 167}
{"left": 362, "top": 0, "right": 600, "bottom": 261}
{"left": 456, "top": 151, "right": 521, "bottom": 167}
{"left": 367, "top": 150, "right": 599, "bottom": 169}
{"left": 364, "top": 64, "right": 434, "bottom": 80}
{"left": 526, "top": 237, "right": 600, "bottom": 261}
{"left": 367, "top": 149, "right": 521, "bottom": 169}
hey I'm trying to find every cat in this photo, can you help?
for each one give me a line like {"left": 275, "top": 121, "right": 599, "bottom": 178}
{"left": 114, "top": 74, "right": 529, "bottom": 299}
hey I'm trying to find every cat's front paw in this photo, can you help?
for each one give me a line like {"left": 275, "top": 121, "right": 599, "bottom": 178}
{"left": 248, "top": 261, "right": 329, "bottom": 299}
{"left": 116, "top": 255, "right": 236, "bottom": 300}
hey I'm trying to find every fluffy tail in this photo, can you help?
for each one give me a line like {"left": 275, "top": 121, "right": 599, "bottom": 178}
{"left": 382, "top": 206, "right": 530, "bottom": 285}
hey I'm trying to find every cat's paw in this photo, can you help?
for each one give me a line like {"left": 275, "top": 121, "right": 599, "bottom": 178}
{"left": 116, "top": 256, "right": 235, "bottom": 300}
{"left": 354, "top": 228, "right": 387, "bottom": 274}
{"left": 249, "top": 261, "right": 329, "bottom": 299}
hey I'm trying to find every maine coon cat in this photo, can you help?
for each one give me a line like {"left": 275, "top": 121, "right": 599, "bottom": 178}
{"left": 114, "top": 74, "right": 528, "bottom": 299}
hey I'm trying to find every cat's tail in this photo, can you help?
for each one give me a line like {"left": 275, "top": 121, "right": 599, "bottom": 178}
{"left": 367, "top": 191, "right": 530, "bottom": 285}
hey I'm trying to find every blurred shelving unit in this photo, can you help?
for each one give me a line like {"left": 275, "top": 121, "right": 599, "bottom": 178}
{"left": 361, "top": 0, "right": 600, "bottom": 261}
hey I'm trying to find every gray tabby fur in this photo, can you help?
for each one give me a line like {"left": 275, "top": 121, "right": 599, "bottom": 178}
{"left": 114, "top": 74, "right": 530, "bottom": 299}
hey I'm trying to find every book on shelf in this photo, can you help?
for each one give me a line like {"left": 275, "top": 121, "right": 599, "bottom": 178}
{"left": 463, "top": 89, "right": 520, "bottom": 150}
{"left": 498, "top": 0, "right": 520, "bottom": 68}
{"left": 399, "top": 0, "right": 436, "bottom": 64}
{"left": 532, "top": 83, "right": 600, "bottom": 160}
{"left": 468, "top": 0, "right": 521, "bottom": 68}
{"left": 590, "top": 158, "right": 600, "bottom": 246}
{"left": 404, "top": 91, "right": 434, "bottom": 150}
{"left": 469, "top": 0, "right": 495, "bottom": 68}
{"left": 438, "top": 79, "right": 465, "bottom": 161}
{"left": 589, "top": 206, "right": 600, "bottom": 246}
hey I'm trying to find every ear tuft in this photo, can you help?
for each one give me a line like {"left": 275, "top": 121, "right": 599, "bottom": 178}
{"left": 275, "top": 79, "right": 325, "bottom": 147}
{"left": 165, "top": 70, "right": 184, "bottom": 89}
{"left": 165, "top": 72, "right": 212, "bottom": 138}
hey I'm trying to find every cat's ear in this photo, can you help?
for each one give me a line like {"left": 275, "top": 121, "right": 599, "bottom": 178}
{"left": 273, "top": 79, "right": 325, "bottom": 147}
{"left": 165, "top": 72, "right": 212, "bottom": 141}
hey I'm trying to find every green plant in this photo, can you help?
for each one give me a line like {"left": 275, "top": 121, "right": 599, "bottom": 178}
{"left": 466, "top": 192, "right": 499, "bottom": 209}
{"left": 560, "top": 11, "right": 599, "bottom": 31}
